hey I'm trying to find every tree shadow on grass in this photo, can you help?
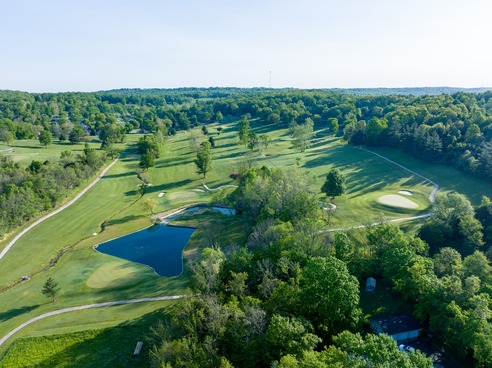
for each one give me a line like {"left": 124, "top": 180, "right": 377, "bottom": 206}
{"left": 102, "top": 172, "right": 135, "bottom": 179}
{"left": 105, "top": 215, "right": 144, "bottom": 227}
{"left": 0, "top": 304, "right": 40, "bottom": 322}
{"left": 11, "top": 145, "right": 43, "bottom": 150}
{"left": 24, "top": 307, "right": 176, "bottom": 368}
{"left": 143, "top": 180, "right": 194, "bottom": 195}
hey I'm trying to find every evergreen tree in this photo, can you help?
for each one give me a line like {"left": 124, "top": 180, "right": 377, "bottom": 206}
{"left": 42, "top": 277, "right": 60, "bottom": 302}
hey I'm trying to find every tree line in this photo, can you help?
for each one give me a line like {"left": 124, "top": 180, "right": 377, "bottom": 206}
{"left": 0, "top": 145, "right": 106, "bottom": 237}
{"left": 2, "top": 89, "right": 492, "bottom": 182}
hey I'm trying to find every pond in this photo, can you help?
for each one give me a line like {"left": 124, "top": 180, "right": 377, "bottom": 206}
{"left": 95, "top": 225, "right": 195, "bottom": 277}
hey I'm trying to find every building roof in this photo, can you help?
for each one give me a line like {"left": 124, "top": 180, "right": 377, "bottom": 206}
{"left": 370, "top": 313, "right": 420, "bottom": 335}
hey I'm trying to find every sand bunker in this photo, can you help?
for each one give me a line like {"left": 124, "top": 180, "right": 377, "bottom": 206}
{"left": 158, "top": 192, "right": 164, "bottom": 197}
{"left": 322, "top": 204, "right": 337, "bottom": 211}
{"left": 378, "top": 195, "right": 418, "bottom": 208}
{"left": 398, "top": 190, "right": 414, "bottom": 196}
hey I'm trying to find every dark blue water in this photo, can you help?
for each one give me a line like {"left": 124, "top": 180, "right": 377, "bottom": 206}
{"left": 96, "top": 225, "right": 195, "bottom": 277}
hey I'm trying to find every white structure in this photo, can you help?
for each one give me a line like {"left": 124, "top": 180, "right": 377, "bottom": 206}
{"left": 366, "top": 277, "right": 376, "bottom": 292}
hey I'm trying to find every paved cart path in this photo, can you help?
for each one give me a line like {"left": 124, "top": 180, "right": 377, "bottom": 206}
{"left": 0, "top": 159, "right": 118, "bottom": 261}
{"left": 324, "top": 147, "right": 440, "bottom": 232}
{"left": 0, "top": 294, "right": 187, "bottom": 347}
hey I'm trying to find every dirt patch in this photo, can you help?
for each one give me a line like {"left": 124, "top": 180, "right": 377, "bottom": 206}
{"left": 378, "top": 195, "right": 419, "bottom": 209}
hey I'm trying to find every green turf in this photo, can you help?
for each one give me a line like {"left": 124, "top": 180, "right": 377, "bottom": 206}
{"left": 359, "top": 146, "right": 492, "bottom": 205}
{"left": 1, "top": 119, "right": 490, "bottom": 362}
{"left": 0, "top": 139, "right": 102, "bottom": 167}
{"left": 0, "top": 304, "right": 172, "bottom": 368}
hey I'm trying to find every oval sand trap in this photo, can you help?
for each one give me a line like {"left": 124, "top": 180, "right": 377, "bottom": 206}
{"left": 378, "top": 194, "right": 418, "bottom": 208}
{"left": 398, "top": 190, "right": 413, "bottom": 196}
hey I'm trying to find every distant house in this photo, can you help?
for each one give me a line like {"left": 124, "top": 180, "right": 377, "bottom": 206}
{"left": 366, "top": 277, "right": 376, "bottom": 292}
{"left": 370, "top": 313, "right": 420, "bottom": 342}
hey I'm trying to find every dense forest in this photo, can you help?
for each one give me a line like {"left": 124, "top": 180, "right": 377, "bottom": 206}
{"left": 2, "top": 88, "right": 492, "bottom": 182}
{"left": 1, "top": 88, "right": 492, "bottom": 366}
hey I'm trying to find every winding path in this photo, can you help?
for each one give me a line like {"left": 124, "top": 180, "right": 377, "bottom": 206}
{"left": 0, "top": 159, "right": 118, "bottom": 261}
{"left": 200, "top": 180, "right": 238, "bottom": 191}
{"left": 0, "top": 295, "right": 187, "bottom": 347}
{"left": 0, "top": 148, "right": 441, "bottom": 350}
{"left": 355, "top": 147, "right": 439, "bottom": 203}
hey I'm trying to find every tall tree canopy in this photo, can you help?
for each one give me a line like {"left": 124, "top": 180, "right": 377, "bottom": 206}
{"left": 321, "top": 168, "right": 347, "bottom": 198}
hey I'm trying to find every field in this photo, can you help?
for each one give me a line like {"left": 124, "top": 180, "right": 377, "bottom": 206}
{"left": 0, "top": 139, "right": 101, "bottom": 167}
{"left": 1, "top": 119, "right": 492, "bottom": 364}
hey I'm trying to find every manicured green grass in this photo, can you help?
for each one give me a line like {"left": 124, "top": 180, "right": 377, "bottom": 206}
{"left": 1, "top": 119, "right": 490, "bottom": 362}
{"left": 0, "top": 305, "right": 171, "bottom": 368}
{"left": 0, "top": 139, "right": 101, "bottom": 167}
{"left": 362, "top": 147, "right": 492, "bottom": 205}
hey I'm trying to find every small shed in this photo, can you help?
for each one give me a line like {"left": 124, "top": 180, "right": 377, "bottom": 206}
{"left": 133, "top": 341, "right": 143, "bottom": 357}
{"left": 366, "top": 277, "right": 376, "bottom": 292}
{"left": 370, "top": 314, "right": 420, "bottom": 342}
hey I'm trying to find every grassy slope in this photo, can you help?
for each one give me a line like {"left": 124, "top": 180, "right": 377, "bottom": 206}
{"left": 1, "top": 120, "right": 491, "bottom": 363}
{"left": 0, "top": 303, "right": 172, "bottom": 368}
{"left": 356, "top": 146, "right": 492, "bottom": 205}
{"left": 0, "top": 139, "right": 101, "bottom": 168}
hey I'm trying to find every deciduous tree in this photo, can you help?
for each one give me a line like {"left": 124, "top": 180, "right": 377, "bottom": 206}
{"left": 38, "top": 129, "right": 52, "bottom": 147}
{"left": 321, "top": 168, "right": 346, "bottom": 198}
{"left": 194, "top": 141, "right": 212, "bottom": 178}
{"left": 299, "top": 256, "right": 361, "bottom": 335}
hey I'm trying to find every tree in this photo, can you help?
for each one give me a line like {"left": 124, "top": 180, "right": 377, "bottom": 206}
{"left": 194, "top": 141, "right": 212, "bottom": 178}
{"left": 189, "top": 247, "right": 225, "bottom": 294}
{"left": 38, "top": 129, "right": 52, "bottom": 147}
{"left": 238, "top": 116, "right": 250, "bottom": 146}
{"left": 258, "top": 134, "right": 271, "bottom": 154}
{"left": 139, "top": 152, "right": 155, "bottom": 170}
{"left": 42, "top": 277, "right": 60, "bottom": 302}
{"left": 321, "top": 168, "right": 346, "bottom": 198}
{"left": 99, "top": 123, "right": 124, "bottom": 148}
{"left": 458, "top": 214, "right": 484, "bottom": 254}
{"left": 292, "top": 118, "right": 314, "bottom": 152}
{"left": 299, "top": 256, "right": 361, "bottom": 335}
{"left": 189, "top": 127, "right": 206, "bottom": 152}
{"left": 68, "top": 125, "right": 84, "bottom": 144}
{"left": 433, "top": 247, "right": 463, "bottom": 277}
{"left": 365, "top": 117, "right": 388, "bottom": 146}
{"left": 327, "top": 118, "right": 339, "bottom": 136}
{"left": 332, "top": 331, "right": 433, "bottom": 368}
{"left": 0, "top": 129, "right": 14, "bottom": 144}
{"left": 215, "top": 111, "right": 223, "bottom": 122}
{"left": 265, "top": 314, "right": 321, "bottom": 362}
{"left": 142, "top": 198, "right": 158, "bottom": 215}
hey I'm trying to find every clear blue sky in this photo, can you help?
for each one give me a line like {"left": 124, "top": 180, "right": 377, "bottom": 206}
{"left": 1, "top": 0, "right": 491, "bottom": 92}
